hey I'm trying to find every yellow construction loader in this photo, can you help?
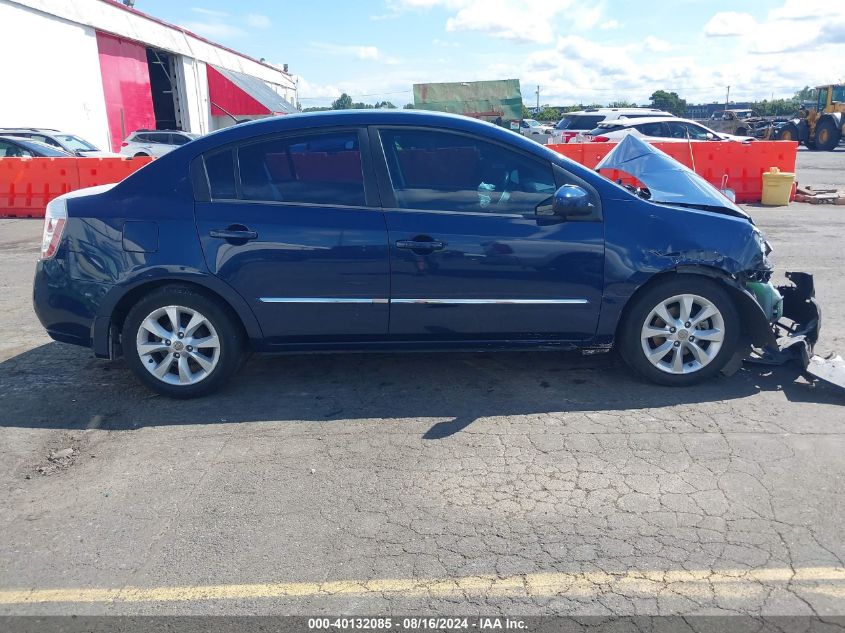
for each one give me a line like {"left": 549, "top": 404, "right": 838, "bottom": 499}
{"left": 776, "top": 84, "right": 845, "bottom": 151}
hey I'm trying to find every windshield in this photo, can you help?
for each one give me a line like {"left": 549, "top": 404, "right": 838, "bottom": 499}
{"left": 55, "top": 134, "right": 98, "bottom": 152}
{"left": 524, "top": 119, "right": 540, "bottom": 127}
{"left": 595, "top": 134, "right": 748, "bottom": 218}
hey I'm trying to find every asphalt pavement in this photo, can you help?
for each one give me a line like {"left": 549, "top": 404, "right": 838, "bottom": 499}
{"left": 1, "top": 147, "right": 844, "bottom": 617}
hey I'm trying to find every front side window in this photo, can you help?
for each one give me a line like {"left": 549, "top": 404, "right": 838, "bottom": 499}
{"left": 831, "top": 86, "right": 845, "bottom": 103}
{"left": 170, "top": 134, "right": 191, "bottom": 146}
{"left": 379, "top": 129, "right": 555, "bottom": 214}
{"left": 237, "top": 131, "right": 365, "bottom": 206}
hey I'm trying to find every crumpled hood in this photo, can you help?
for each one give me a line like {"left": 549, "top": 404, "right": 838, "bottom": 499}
{"left": 595, "top": 135, "right": 750, "bottom": 220}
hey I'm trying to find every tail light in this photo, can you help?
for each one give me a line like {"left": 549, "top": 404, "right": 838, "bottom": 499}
{"left": 120, "top": 142, "right": 129, "bottom": 147}
{"left": 40, "top": 197, "right": 67, "bottom": 259}
{"left": 591, "top": 136, "right": 610, "bottom": 143}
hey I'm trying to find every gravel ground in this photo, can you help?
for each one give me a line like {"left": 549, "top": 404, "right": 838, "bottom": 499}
{"left": 0, "top": 147, "right": 844, "bottom": 617}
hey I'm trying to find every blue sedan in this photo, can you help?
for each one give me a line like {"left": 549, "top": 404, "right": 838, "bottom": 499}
{"left": 33, "top": 110, "right": 818, "bottom": 397}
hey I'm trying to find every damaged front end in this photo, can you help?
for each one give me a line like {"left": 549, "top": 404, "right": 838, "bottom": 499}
{"left": 746, "top": 272, "right": 843, "bottom": 390}
{"left": 598, "top": 136, "right": 844, "bottom": 391}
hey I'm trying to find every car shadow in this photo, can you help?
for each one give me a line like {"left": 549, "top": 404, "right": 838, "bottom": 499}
{"left": 0, "top": 342, "right": 840, "bottom": 437}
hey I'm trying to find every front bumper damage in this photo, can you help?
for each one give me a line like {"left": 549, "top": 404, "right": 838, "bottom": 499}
{"left": 746, "top": 272, "right": 845, "bottom": 390}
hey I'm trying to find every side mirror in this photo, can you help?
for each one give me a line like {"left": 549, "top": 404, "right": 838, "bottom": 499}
{"left": 552, "top": 185, "right": 593, "bottom": 217}
{"left": 705, "top": 132, "right": 715, "bottom": 140}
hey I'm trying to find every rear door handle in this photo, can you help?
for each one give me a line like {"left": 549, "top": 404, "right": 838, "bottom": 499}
{"left": 209, "top": 228, "right": 258, "bottom": 241}
{"left": 395, "top": 240, "right": 445, "bottom": 251}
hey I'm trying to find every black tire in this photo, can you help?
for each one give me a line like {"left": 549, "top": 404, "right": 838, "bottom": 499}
{"left": 777, "top": 123, "right": 799, "bottom": 142}
{"left": 814, "top": 118, "right": 841, "bottom": 151}
{"left": 123, "top": 285, "right": 244, "bottom": 398}
{"left": 735, "top": 127, "right": 747, "bottom": 136}
{"left": 618, "top": 276, "right": 741, "bottom": 386}
{"left": 133, "top": 152, "right": 149, "bottom": 158}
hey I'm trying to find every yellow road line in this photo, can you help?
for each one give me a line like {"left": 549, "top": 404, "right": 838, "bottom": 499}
{"left": 1, "top": 567, "right": 844, "bottom": 605}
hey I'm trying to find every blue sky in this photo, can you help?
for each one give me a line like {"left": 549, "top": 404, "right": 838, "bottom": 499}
{"left": 135, "top": 0, "right": 845, "bottom": 107}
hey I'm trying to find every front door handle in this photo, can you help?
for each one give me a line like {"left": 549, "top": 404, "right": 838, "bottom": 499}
{"left": 395, "top": 239, "right": 445, "bottom": 252}
{"left": 209, "top": 227, "right": 258, "bottom": 241}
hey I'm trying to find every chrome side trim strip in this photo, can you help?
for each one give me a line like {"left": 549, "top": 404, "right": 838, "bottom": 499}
{"left": 259, "top": 298, "right": 589, "bottom": 305}
{"left": 259, "top": 298, "right": 389, "bottom": 304}
{"left": 391, "top": 298, "right": 589, "bottom": 305}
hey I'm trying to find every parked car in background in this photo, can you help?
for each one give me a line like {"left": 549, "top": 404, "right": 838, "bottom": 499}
{"left": 33, "top": 110, "right": 818, "bottom": 398}
{"left": 581, "top": 117, "right": 754, "bottom": 143}
{"left": 520, "top": 119, "right": 554, "bottom": 137}
{"left": 120, "top": 130, "right": 199, "bottom": 157}
{"left": 0, "top": 128, "right": 119, "bottom": 157}
{"left": 0, "top": 135, "right": 72, "bottom": 157}
{"left": 550, "top": 108, "right": 673, "bottom": 143}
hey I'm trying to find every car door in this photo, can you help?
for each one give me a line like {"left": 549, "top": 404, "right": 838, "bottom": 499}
{"left": 372, "top": 126, "right": 604, "bottom": 342}
{"left": 193, "top": 127, "right": 390, "bottom": 344}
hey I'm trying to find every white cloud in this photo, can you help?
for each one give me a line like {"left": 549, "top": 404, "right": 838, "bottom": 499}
{"left": 297, "top": 0, "right": 845, "bottom": 108}
{"left": 190, "top": 7, "right": 229, "bottom": 18}
{"left": 643, "top": 36, "right": 672, "bottom": 52}
{"left": 309, "top": 42, "right": 399, "bottom": 64}
{"left": 246, "top": 13, "right": 271, "bottom": 29}
{"left": 703, "top": 12, "right": 754, "bottom": 37}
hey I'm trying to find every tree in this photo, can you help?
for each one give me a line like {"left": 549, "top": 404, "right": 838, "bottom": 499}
{"left": 537, "top": 106, "right": 561, "bottom": 122}
{"left": 649, "top": 90, "right": 687, "bottom": 117}
{"left": 795, "top": 86, "right": 816, "bottom": 101}
{"left": 403, "top": 103, "right": 415, "bottom": 109}
{"left": 609, "top": 100, "right": 637, "bottom": 108}
{"left": 521, "top": 104, "right": 532, "bottom": 119}
{"left": 331, "top": 93, "right": 353, "bottom": 110}
{"left": 374, "top": 101, "right": 397, "bottom": 109}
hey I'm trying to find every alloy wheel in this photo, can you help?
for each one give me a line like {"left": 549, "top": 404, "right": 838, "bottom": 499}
{"left": 136, "top": 305, "right": 221, "bottom": 385}
{"left": 640, "top": 294, "right": 725, "bottom": 375}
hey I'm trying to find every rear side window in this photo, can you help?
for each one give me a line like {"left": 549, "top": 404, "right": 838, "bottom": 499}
{"left": 556, "top": 115, "right": 604, "bottom": 131}
{"left": 634, "top": 122, "right": 667, "bottom": 137}
{"left": 237, "top": 131, "right": 365, "bottom": 206}
{"left": 204, "top": 150, "right": 237, "bottom": 200}
{"left": 0, "top": 141, "right": 33, "bottom": 157}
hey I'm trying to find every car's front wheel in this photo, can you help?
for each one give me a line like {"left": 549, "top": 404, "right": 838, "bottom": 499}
{"left": 123, "top": 286, "right": 244, "bottom": 398}
{"left": 618, "top": 277, "right": 740, "bottom": 386}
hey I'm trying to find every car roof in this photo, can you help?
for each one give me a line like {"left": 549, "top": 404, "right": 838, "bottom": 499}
{"left": 187, "top": 109, "right": 537, "bottom": 152}
{"left": 130, "top": 129, "right": 194, "bottom": 134}
{"left": 562, "top": 108, "right": 670, "bottom": 116}
{"left": 596, "top": 116, "right": 701, "bottom": 127}
{"left": 0, "top": 128, "right": 60, "bottom": 134}
{"left": 115, "top": 109, "right": 605, "bottom": 194}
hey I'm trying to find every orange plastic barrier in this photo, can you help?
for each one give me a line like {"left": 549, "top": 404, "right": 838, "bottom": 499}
{"left": 548, "top": 140, "right": 799, "bottom": 203}
{"left": 0, "top": 156, "right": 153, "bottom": 218}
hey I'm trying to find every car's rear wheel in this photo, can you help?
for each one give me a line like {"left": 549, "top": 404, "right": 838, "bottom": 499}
{"left": 123, "top": 286, "right": 244, "bottom": 398}
{"left": 618, "top": 277, "right": 740, "bottom": 386}
{"left": 133, "top": 152, "right": 149, "bottom": 158}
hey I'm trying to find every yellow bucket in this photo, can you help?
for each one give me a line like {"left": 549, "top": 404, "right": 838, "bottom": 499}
{"left": 761, "top": 167, "right": 795, "bottom": 206}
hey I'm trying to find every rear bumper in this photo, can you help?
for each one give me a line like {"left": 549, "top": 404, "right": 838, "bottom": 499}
{"left": 33, "top": 258, "right": 112, "bottom": 355}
